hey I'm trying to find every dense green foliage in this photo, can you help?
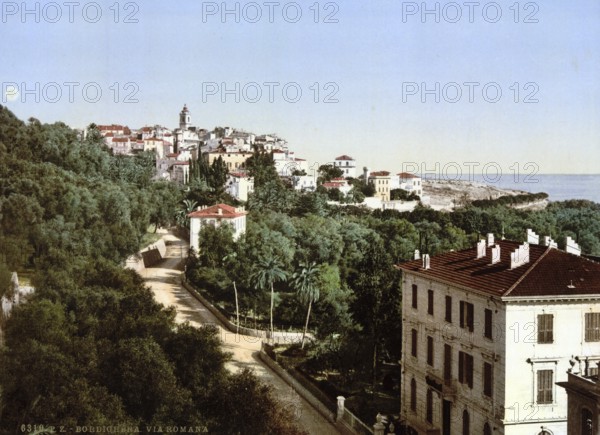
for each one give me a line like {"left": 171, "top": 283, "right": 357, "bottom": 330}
{"left": 471, "top": 192, "right": 548, "bottom": 208}
{"left": 390, "top": 188, "right": 420, "bottom": 201}
{"left": 0, "top": 106, "right": 304, "bottom": 434}
{"left": 187, "top": 149, "right": 600, "bottom": 392}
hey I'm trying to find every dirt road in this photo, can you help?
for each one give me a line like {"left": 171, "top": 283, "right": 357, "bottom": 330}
{"left": 143, "top": 232, "right": 340, "bottom": 435}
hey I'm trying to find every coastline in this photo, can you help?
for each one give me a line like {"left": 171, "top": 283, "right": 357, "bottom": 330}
{"left": 423, "top": 179, "right": 549, "bottom": 211}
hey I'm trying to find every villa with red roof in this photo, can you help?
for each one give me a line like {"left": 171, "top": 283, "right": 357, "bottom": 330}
{"left": 399, "top": 230, "right": 600, "bottom": 435}
{"left": 334, "top": 155, "right": 357, "bottom": 178}
{"left": 187, "top": 204, "right": 247, "bottom": 252}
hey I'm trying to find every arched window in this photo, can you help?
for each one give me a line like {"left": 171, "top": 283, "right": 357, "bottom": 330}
{"left": 582, "top": 408, "right": 593, "bottom": 435}
{"left": 410, "top": 378, "right": 417, "bottom": 412}
{"left": 483, "top": 422, "right": 491, "bottom": 435}
{"left": 462, "top": 410, "right": 470, "bottom": 435}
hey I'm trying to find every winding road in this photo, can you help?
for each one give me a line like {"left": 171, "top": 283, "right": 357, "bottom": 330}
{"left": 143, "top": 231, "right": 340, "bottom": 435}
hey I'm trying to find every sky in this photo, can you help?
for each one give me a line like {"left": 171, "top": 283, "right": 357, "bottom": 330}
{"left": 1, "top": 0, "right": 599, "bottom": 178}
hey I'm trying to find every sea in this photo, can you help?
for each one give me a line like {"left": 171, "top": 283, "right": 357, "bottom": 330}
{"left": 446, "top": 174, "right": 600, "bottom": 203}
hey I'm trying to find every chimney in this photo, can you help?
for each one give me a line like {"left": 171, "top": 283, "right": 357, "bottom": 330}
{"left": 487, "top": 233, "right": 495, "bottom": 247}
{"left": 477, "top": 240, "right": 486, "bottom": 259}
{"left": 217, "top": 208, "right": 223, "bottom": 216}
{"left": 414, "top": 249, "right": 421, "bottom": 260}
{"left": 510, "top": 242, "right": 530, "bottom": 269}
{"left": 490, "top": 245, "right": 501, "bottom": 264}
{"left": 565, "top": 236, "right": 581, "bottom": 256}
{"left": 422, "top": 254, "right": 431, "bottom": 270}
{"left": 543, "top": 236, "right": 557, "bottom": 249}
{"left": 526, "top": 229, "right": 539, "bottom": 245}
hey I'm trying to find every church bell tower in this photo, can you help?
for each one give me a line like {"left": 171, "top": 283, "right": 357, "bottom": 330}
{"left": 179, "top": 104, "right": 191, "bottom": 130}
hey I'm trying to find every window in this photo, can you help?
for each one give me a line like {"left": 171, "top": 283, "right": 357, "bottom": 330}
{"left": 460, "top": 301, "right": 474, "bottom": 332}
{"left": 462, "top": 410, "right": 470, "bottom": 435}
{"left": 582, "top": 408, "right": 593, "bottom": 435}
{"left": 428, "top": 290, "right": 434, "bottom": 315}
{"left": 537, "top": 314, "right": 554, "bottom": 343}
{"left": 585, "top": 313, "right": 600, "bottom": 342}
{"left": 458, "top": 351, "right": 473, "bottom": 388}
{"left": 483, "top": 362, "right": 493, "bottom": 397}
{"left": 537, "top": 370, "right": 553, "bottom": 404}
{"left": 412, "top": 284, "right": 418, "bottom": 309}
{"left": 411, "top": 329, "right": 418, "bottom": 357}
{"left": 444, "top": 344, "right": 452, "bottom": 381}
{"left": 427, "top": 336, "right": 434, "bottom": 366}
{"left": 483, "top": 423, "right": 492, "bottom": 435}
{"left": 484, "top": 309, "right": 493, "bottom": 340}
{"left": 445, "top": 296, "right": 452, "bottom": 323}
{"left": 410, "top": 378, "right": 417, "bottom": 412}
{"left": 426, "top": 389, "right": 433, "bottom": 423}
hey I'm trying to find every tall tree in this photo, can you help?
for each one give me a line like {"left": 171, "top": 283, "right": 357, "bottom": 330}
{"left": 291, "top": 262, "right": 321, "bottom": 349}
{"left": 250, "top": 257, "right": 287, "bottom": 340}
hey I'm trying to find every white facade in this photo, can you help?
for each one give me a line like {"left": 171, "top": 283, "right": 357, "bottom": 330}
{"left": 272, "top": 150, "right": 309, "bottom": 176}
{"left": 333, "top": 155, "right": 357, "bottom": 178}
{"left": 400, "top": 238, "right": 600, "bottom": 435}
{"left": 226, "top": 173, "right": 254, "bottom": 202}
{"left": 399, "top": 173, "right": 423, "bottom": 197}
{"left": 188, "top": 204, "right": 247, "bottom": 252}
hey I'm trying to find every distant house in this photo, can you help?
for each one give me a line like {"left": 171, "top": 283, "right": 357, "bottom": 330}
{"left": 399, "top": 230, "right": 600, "bottom": 435}
{"left": 333, "top": 155, "right": 357, "bottom": 178}
{"left": 207, "top": 151, "right": 254, "bottom": 172}
{"left": 397, "top": 172, "right": 423, "bottom": 197}
{"left": 187, "top": 204, "right": 247, "bottom": 252}
{"left": 368, "top": 171, "right": 392, "bottom": 201}
{"left": 227, "top": 172, "right": 254, "bottom": 202}
{"left": 321, "top": 178, "right": 352, "bottom": 195}
{"left": 272, "top": 150, "right": 309, "bottom": 176}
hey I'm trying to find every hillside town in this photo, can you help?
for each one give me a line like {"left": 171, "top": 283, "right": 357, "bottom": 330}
{"left": 96, "top": 104, "right": 430, "bottom": 211}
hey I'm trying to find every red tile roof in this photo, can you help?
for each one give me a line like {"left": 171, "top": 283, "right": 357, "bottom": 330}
{"left": 188, "top": 204, "right": 247, "bottom": 219}
{"left": 335, "top": 155, "right": 354, "bottom": 161}
{"left": 398, "top": 240, "right": 600, "bottom": 298}
{"left": 398, "top": 172, "right": 419, "bottom": 178}
{"left": 98, "top": 124, "right": 126, "bottom": 131}
{"left": 370, "top": 171, "right": 391, "bottom": 177}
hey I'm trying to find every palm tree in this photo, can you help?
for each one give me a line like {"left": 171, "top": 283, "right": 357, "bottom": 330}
{"left": 175, "top": 199, "right": 198, "bottom": 229}
{"left": 250, "top": 257, "right": 287, "bottom": 341}
{"left": 222, "top": 252, "right": 240, "bottom": 333}
{"left": 291, "top": 262, "right": 321, "bottom": 349}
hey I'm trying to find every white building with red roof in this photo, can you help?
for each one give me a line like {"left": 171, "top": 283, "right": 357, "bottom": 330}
{"left": 333, "top": 155, "right": 357, "bottom": 178}
{"left": 187, "top": 204, "right": 247, "bottom": 252}
{"left": 226, "top": 172, "right": 254, "bottom": 202}
{"left": 393, "top": 172, "right": 423, "bottom": 197}
{"left": 398, "top": 230, "right": 600, "bottom": 435}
